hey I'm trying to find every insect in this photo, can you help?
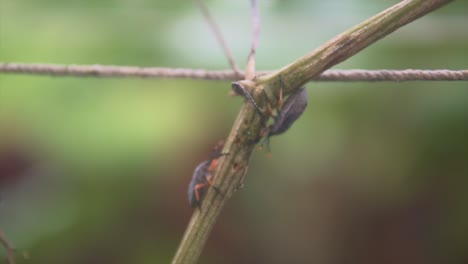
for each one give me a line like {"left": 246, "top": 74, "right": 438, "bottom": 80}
{"left": 231, "top": 82, "right": 265, "bottom": 117}
{"left": 260, "top": 87, "right": 308, "bottom": 152}
{"left": 187, "top": 142, "right": 227, "bottom": 209}
{"left": 231, "top": 79, "right": 308, "bottom": 152}
{"left": 267, "top": 87, "right": 308, "bottom": 136}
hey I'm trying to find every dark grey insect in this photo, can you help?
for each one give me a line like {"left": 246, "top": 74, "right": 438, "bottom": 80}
{"left": 187, "top": 146, "right": 226, "bottom": 209}
{"left": 231, "top": 82, "right": 265, "bottom": 117}
{"left": 187, "top": 160, "right": 211, "bottom": 208}
{"left": 262, "top": 87, "right": 308, "bottom": 151}
{"left": 268, "top": 87, "right": 307, "bottom": 136}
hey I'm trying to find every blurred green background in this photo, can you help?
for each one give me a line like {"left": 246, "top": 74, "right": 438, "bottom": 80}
{"left": 1, "top": 0, "right": 468, "bottom": 263}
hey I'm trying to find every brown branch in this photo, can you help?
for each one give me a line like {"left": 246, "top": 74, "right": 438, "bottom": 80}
{"left": 1, "top": 63, "right": 467, "bottom": 81}
{"left": 193, "top": 0, "right": 241, "bottom": 75}
{"left": 316, "top": 69, "right": 468, "bottom": 81}
{"left": 171, "top": 0, "right": 454, "bottom": 264}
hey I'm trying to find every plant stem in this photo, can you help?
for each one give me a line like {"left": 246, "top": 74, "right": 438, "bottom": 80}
{"left": 171, "top": 0, "right": 453, "bottom": 263}
{"left": 258, "top": 0, "right": 454, "bottom": 96}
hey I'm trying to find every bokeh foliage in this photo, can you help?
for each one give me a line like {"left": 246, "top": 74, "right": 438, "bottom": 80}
{"left": 1, "top": 0, "right": 468, "bottom": 263}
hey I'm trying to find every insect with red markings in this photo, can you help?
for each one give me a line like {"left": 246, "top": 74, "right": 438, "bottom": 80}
{"left": 187, "top": 142, "right": 227, "bottom": 209}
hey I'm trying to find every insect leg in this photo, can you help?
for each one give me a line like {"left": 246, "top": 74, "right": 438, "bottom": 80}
{"left": 193, "top": 183, "right": 206, "bottom": 210}
{"left": 194, "top": 183, "right": 208, "bottom": 205}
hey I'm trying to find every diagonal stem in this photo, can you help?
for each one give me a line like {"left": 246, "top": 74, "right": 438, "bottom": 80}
{"left": 258, "top": 0, "right": 455, "bottom": 96}
{"left": 171, "top": 1, "right": 453, "bottom": 264}
{"left": 173, "top": 1, "right": 454, "bottom": 263}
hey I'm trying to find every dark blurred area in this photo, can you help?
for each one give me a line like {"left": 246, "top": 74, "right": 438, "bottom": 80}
{"left": 0, "top": 135, "right": 34, "bottom": 191}
{"left": 1, "top": 0, "right": 468, "bottom": 263}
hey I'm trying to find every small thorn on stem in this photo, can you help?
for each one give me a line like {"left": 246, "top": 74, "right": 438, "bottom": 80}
{"left": 266, "top": 103, "right": 273, "bottom": 116}
{"left": 277, "top": 88, "right": 284, "bottom": 108}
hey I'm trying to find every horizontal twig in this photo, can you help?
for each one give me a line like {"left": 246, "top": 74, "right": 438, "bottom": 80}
{"left": 0, "top": 63, "right": 467, "bottom": 82}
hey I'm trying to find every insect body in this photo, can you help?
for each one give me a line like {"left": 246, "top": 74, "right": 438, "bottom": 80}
{"left": 268, "top": 87, "right": 308, "bottom": 137}
{"left": 187, "top": 143, "right": 226, "bottom": 209}
{"left": 261, "top": 87, "right": 308, "bottom": 152}
{"left": 187, "top": 160, "right": 212, "bottom": 208}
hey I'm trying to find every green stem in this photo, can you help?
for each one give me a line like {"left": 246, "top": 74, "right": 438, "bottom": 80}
{"left": 257, "top": 0, "right": 454, "bottom": 96}
{"left": 171, "top": 0, "right": 453, "bottom": 263}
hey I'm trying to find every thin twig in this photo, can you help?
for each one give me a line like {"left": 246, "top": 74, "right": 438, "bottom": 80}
{"left": 245, "top": 0, "right": 260, "bottom": 80}
{"left": 193, "top": 0, "right": 241, "bottom": 76}
{"left": 172, "top": 1, "right": 454, "bottom": 264}
{"left": 1, "top": 63, "right": 467, "bottom": 81}
{"left": 0, "top": 230, "right": 15, "bottom": 264}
